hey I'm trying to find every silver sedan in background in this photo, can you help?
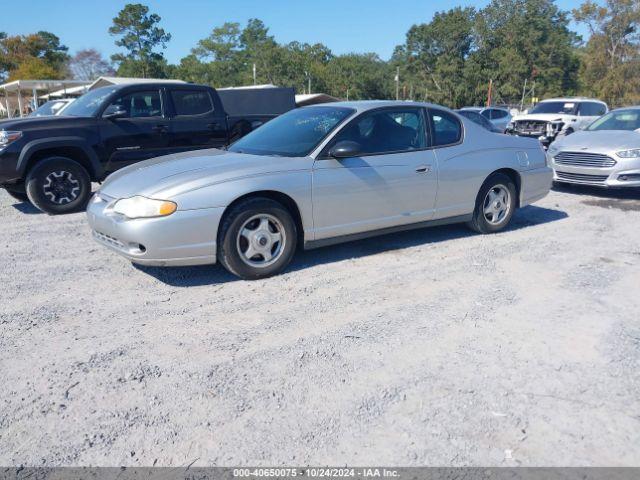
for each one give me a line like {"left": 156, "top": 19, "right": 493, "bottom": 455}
{"left": 549, "top": 107, "right": 640, "bottom": 188}
{"left": 87, "top": 101, "right": 552, "bottom": 280}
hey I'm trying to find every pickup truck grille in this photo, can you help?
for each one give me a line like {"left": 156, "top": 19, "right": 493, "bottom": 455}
{"left": 513, "top": 120, "right": 548, "bottom": 136}
{"left": 554, "top": 151, "right": 616, "bottom": 168}
{"left": 556, "top": 171, "right": 609, "bottom": 184}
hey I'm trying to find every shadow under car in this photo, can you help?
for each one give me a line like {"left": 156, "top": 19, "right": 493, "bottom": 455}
{"left": 135, "top": 204, "right": 568, "bottom": 287}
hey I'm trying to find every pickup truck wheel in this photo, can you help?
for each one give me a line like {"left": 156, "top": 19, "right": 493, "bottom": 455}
{"left": 467, "top": 173, "right": 517, "bottom": 234}
{"left": 218, "top": 198, "right": 297, "bottom": 280}
{"left": 26, "top": 157, "right": 91, "bottom": 214}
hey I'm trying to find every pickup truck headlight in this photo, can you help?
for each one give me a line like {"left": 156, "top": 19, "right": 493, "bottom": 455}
{"left": 112, "top": 196, "right": 177, "bottom": 219}
{"left": 0, "top": 130, "right": 22, "bottom": 147}
{"left": 616, "top": 149, "right": 640, "bottom": 158}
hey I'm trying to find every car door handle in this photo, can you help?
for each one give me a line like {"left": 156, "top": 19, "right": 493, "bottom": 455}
{"left": 207, "top": 122, "right": 220, "bottom": 129}
{"left": 152, "top": 124, "right": 169, "bottom": 133}
{"left": 415, "top": 165, "right": 431, "bottom": 173}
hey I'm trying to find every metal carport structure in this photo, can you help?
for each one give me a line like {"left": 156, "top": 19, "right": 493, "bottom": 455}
{"left": 0, "top": 79, "right": 90, "bottom": 118}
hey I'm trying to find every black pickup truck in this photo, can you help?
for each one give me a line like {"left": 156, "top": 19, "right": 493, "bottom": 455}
{"left": 0, "top": 83, "right": 295, "bottom": 214}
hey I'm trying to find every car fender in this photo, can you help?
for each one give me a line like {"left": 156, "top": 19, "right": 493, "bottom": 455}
{"left": 172, "top": 170, "right": 314, "bottom": 241}
{"left": 18, "top": 136, "right": 104, "bottom": 178}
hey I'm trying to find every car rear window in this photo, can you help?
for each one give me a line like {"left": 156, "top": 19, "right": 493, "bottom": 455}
{"left": 430, "top": 109, "right": 462, "bottom": 146}
{"left": 579, "top": 102, "right": 607, "bottom": 117}
{"left": 171, "top": 90, "right": 214, "bottom": 116}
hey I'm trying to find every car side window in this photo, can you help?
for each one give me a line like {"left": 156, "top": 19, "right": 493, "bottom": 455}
{"left": 171, "top": 90, "right": 214, "bottom": 116}
{"left": 328, "top": 108, "right": 427, "bottom": 155}
{"left": 430, "top": 110, "right": 463, "bottom": 146}
{"left": 104, "top": 90, "right": 162, "bottom": 118}
{"left": 579, "top": 102, "right": 607, "bottom": 117}
{"left": 482, "top": 109, "right": 507, "bottom": 120}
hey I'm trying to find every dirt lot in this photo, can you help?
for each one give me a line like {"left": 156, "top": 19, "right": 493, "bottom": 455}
{"left": 1, "top": 185, "right": 639, "bottom": 467}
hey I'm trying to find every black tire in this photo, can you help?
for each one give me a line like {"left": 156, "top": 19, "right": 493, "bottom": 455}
{"left": 25, "top": 156, "right": 91, "bottom": 214}
{"left": 467, "top": 172, "right": 517, "bottom": 234}
{"left": 217, "top": 197, "right": 298, "bottom": 280}
{"left": 6, "top": 189, "right": 29, "bottom": 203}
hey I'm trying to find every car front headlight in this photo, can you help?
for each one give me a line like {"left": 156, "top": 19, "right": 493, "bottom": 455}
{"left": 112, "top": 196, "right": 177, "bottom": 219}
{"left": 0, "top": 130, "right": 22, "bottom": 147}
{"left": 616, "top": 149, "right": 640, "bottom": 158}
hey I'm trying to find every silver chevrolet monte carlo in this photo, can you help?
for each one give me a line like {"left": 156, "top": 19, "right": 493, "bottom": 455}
{"left": 548, "top": 107, "right": 640, "bottom": 188}
{"left": 87, "top": 101, "right": 552, "bottom": 279}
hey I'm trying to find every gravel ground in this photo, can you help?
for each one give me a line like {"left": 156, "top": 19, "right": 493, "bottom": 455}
{"left": 1, "top": 184, "right": 639, "bottom": 467}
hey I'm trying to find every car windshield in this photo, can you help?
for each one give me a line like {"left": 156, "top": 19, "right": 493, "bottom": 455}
{"left": 587, "top": 110, "right": 640, "bottom": 131}
{"left": 61, "top": 87, "right": 118, "bottom": 117}
{"left": 530, "top": 101, "right": 577, "bottom": 115}
{"left": 228, "top": 106, "right": 355, "bottom": 157}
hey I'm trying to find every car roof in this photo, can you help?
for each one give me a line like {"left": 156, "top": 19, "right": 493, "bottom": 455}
{"left": 91, "top": 82, "right": 198, "bottom": 93}
{"left": 461, "top": 106, "right": 509, "bottom": 112}
{"left": 541, "top": 97, "right": 606, "bottom": 104}
{"left": 308, "top": 100, "right": 457, "bottom": 113}
{"left": 611, "top": 105, "right": 640, "bottom": 111}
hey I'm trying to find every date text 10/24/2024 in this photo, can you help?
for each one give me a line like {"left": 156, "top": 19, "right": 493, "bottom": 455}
{"left": 233, "top": 468, "right": 400, "bottom": 478}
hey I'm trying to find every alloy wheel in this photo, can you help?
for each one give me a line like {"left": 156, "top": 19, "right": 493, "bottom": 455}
{"left": 42, "top": 170, "right": 81, "bottom": 205}
{"left": 483, "top": 184, "right": 511, "bottom": 225}
{"left": 236, "top": 214, "right": 286, "bottom": 268}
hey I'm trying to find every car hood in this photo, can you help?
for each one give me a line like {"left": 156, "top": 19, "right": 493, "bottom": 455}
{"left": 511, "top": 113, "right": 573, "bottom": 123}
{"left": 554, "top": 130, "right": 640, "bottom": 153}
{"left": 99, "top": 148, "right": 311, "bottom": 199}
{"left": 0, "top": 115, "right": 93, "bottom": 131}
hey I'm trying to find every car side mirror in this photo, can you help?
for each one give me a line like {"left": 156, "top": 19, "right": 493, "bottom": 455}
{"left": 103, "top": 109, "right": 128, "bottom": 120}
{"left": 329, "top": 140, "right": 362, "bottom": 159}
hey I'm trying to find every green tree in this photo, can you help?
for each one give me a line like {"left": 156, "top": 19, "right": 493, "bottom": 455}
{"left": 393, "top": 7, "right": 476, "bottom": 106}
{"left": 0, "top": 31, "right": 69, "bottom": 81}
{"left": 109, "top": 3, "right": 171, "bottom": 78}
{"left": 325, "top": 53, "right": 392, "bottom": 100}
{"left": 574, "top": 0, "right": 640, "bottom": 105}
{"left": 238, "top": 19, "right": 281, "bottom": 85}
{"left": 472, "top": 0, "right": 579, "bottom": 104}
{"left": 187, "top": 22, "right": 245, "bottom": 86}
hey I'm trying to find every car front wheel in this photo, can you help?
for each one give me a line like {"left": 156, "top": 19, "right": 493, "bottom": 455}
{"left": 25, "top": 157, "right": 91, "bottom": 214}
{"left": 467, "top": 173, "right": 517, "bottom": 234}
{"left": 217, "top": 197, "right": 298, "bottom": 280}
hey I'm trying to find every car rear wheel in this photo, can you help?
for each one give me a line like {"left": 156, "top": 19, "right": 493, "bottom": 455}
{"left": 467, "top": 173, "right": 517, "bottom": 234}
{"left": 26, "top": 157, "right": 91, "bottom": 214}
{"left": 218, "top": 197, "right": 297, "bottom": 280}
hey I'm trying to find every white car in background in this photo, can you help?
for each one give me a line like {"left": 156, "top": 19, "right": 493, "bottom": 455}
{"left": 28, "top": 98, "right": 75, "bottom": 117}
{"left": 507, "top": 97, "right": 608, "bottom": 147}
{"left": 548, "top": 107, "right": 640, "bottom": 188}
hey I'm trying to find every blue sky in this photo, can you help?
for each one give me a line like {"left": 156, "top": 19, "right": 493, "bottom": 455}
{"left": 3, "top": 0, "right": 591, "bottom": 63}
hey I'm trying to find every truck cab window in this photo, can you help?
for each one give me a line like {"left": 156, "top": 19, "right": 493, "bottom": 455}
{"left": 171, "top": 90, "right": 214, "bottom": 116}
{"left": 104, "top": 91, "right": 162, "bottom": 118}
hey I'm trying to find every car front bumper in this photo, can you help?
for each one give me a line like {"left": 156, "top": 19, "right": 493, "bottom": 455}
{"left": 86, "top": 193, "right": 224, "bottom": 266}
{"left": 0, "top": 145, "right": 22, "bottom": 184}
{"left": 549, "top": 154, "right": 640, "bottom": 188}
